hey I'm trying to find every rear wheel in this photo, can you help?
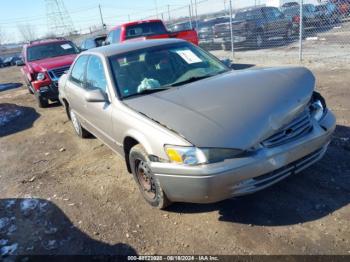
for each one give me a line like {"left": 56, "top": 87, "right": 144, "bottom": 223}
{"left": 69, "top": 108, "right": 91, "bottom": 138}
{"left": 129, "top": 144, "right": 171, "bottom": 209}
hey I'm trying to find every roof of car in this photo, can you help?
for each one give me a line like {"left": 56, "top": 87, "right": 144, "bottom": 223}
{"left": 82, "top": 39, "right": 185, "bottom": 57}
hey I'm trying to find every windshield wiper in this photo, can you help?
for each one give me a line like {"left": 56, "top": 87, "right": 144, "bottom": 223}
{"left": 170, "top": 71, "right": 228, "bottom": 87}
{"left": 123, "top": 87, "right": 169, "bottom": 99}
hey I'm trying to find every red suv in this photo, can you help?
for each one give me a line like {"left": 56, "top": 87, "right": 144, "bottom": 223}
{"left": 20, "top": 38, "right": 80, "bottom": 108}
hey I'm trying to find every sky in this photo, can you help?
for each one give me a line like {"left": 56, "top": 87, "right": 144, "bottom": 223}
{"left": 0, "top": 0, "right": 262, "bottom": 43}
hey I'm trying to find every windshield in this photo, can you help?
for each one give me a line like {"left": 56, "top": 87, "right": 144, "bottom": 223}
{"left": 109, "top": 43, "right": 229, "bottom": 99}
{"left": 27, "top": 42, "right": 79, "bottom": 62}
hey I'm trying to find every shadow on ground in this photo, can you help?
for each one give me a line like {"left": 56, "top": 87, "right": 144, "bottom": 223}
{"left": 168, "top": 125, "right": 350, "bottom": 226}
{"left": 0, "top": 103, "right": 40, "bottom": 137}
{"left": 0, "top": 83, "right": 23, "bottom": 92}
{"left": 0, "top": 198, "right": 138, "bottom": 257}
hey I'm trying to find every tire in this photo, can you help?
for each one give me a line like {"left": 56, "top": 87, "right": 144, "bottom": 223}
{"left": 69, "top": 108, "right": 91, "bottom": 138}
{"left": 36, "top": 94, "right": 49, "bottom": 108}
{"left": 129, "top": 144, "right": 171, "bottom": 209}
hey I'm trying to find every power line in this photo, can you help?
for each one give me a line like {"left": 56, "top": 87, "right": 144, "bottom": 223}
{"left": 45, "top": 0, "right": 75, "bottom": 35}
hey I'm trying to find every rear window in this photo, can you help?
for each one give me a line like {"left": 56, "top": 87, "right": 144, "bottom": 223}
{"left": 125, "top": 22, "right": 167, "bottom": 40}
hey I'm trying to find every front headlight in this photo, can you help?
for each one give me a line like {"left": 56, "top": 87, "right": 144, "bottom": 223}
{"left": 310, "top": 92, "right": 327, "bottom": 121}
{"left": 36, "top": 72, "right": 45, "bottom": 81}
{"left": 310, "top": 100, "right": 324, "bottom": 121}
{"left": 165, "top": 146, "right": 244, "bottom": 165}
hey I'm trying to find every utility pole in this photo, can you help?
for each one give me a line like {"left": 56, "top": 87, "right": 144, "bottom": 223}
{"left": 188, "top": 5, "right": 193, "bottom": 29}
{"left": 99, "top": 4, "right": 106, "bottom": 30}
{"left": 167, "top": 5, "right": 171, "bottom": 22}
{"left": 194, "top": 0, "right": 198, "bottom": 30}
{"left": 45, "top": 0, "right": 75, "bottom": 36}
{"left": 299, "top": 0, "right": 304, "bottom": 61}
{"left": 229, "top": 0, "right": 234, "bottom": 59}
{"left": 154, "top": 0, "right": 159, "bottom": 18}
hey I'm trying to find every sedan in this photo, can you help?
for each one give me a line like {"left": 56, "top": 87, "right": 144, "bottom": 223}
{"left": 59, "top": 39, "right": 336, "bottom": 209}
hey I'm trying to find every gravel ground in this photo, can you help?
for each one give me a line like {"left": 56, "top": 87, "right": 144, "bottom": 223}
{"left": 0, "top": 55, "right": 349, "bottom": 256}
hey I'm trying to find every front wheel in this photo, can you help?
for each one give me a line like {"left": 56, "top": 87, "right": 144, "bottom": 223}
{"left": 36, "top": 94, "right": 49, "bottom": 108}
{"left": 129, "top": 144, "right": 171, "bottom": 209}
{"left": 69, "top": 108, "right": 91, "bottom": 138}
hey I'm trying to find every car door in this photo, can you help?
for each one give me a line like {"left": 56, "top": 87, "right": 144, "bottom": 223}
{"left": 65, "top": 55, "right": 89, "bottom": 123}
{"left": 82, "top": 55, "right": 115, "bottom": 148}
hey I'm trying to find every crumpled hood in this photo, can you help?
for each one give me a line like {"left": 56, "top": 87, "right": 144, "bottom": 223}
{"left": 29, "top": 54, "right": 77, "bottom": 72}
{"left": 124, "top": 67, "right": 315, "bottom": 149}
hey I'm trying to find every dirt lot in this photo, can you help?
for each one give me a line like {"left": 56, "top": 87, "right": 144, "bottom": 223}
{"left": 0, "top": 58, "right": 349, "bottom": 256}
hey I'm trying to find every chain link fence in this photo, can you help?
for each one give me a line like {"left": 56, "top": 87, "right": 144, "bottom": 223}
{"left": 144, "top": 0, "right": 350, "bottom": 65}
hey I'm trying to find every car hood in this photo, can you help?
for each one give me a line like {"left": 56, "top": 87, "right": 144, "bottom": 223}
{"left": 28, "top": 54, "right": 77, "bottom": 72}
{"left": 124, "top": 67, "right": 315, "bottom": 149}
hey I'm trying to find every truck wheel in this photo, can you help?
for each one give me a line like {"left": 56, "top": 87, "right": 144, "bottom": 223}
{"left": 69, "top": 108, "right": 91, "bottom": 138}
{"left": 36, "top": 94, "right": 49, "bottom": 108}
{"left": 129, "top": 144, "right": 171, "bottom": 209}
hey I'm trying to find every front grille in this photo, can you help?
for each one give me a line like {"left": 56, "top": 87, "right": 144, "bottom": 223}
{"left": 48, "top": 65, "right": 70, "bottom": 81}
{"left": 262, "top": 110, "right": 313, "bottom": 148}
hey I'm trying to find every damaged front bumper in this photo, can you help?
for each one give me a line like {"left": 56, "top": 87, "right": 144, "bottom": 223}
{"left": 150, "top": 110, "right": 336, "bottom": 204}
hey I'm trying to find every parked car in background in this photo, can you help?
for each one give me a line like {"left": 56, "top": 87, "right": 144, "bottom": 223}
{"left": 331, "top": 0, "right": 350, "bottom": 17}
{"left": 105, "top": 19, "right": 198, "bottom": 46}
{"left": 168, "top": 21, "right": 193, "bottom": 32}
{"left": 197, "top": 16, "right": 230, "bottom": 41}
{"left": 19, "top": 38, "right": 80, "bottom": 107}
{"left": 0, "top": 57, "right": 4, "bottom": 68}
{"left": 315, "top": 2, "right": 340, "bottom": 25}
{"left": 281, "top": 2, "right": 299, "bottom": 12}
{"left": 2, "top": 55, "right": 22, "bottom": 67}
{"left": 283, "top": 4, "right": 323, "bottom": 31}
{"left": 80, "top": 35, "right": 107, "bottom": 50}
{"left": 59, "top": 39, "right": 335, "bottom": 209}
{"left": 214, "top": 7, "right": 293, "bottom": 48}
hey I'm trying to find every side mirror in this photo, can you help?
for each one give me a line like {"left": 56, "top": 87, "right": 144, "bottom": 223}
{"left": 220, "top": 58, "right": 232, "bottom": 68}
{"left": 102, "top": 41, "right": 110, "bottom": 46}
{"left": 85, "top": 88, "right": 108, "bottom": 103}
{"left": 16, "top": 59, "right": 25, "bottom": 66}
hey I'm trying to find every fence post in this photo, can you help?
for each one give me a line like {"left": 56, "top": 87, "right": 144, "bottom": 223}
{"left": 194, "top": 0, "right": 199, "bottom": 30}
{"left": 229, "top": 0, "right": 234, "bottom": 59}
{"left": 299, "top": 0, "right": 304, "bottom": 62}
{"left": 167, "top": 5, "right": 171, "bottom": 22}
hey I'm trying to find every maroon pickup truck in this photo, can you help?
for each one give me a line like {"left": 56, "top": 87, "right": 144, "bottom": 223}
{"left": 105, "top": 19, "right": 199, "bottom": 46}
{"left": 19, "top": 38, "right": 80, "bottom": 108}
